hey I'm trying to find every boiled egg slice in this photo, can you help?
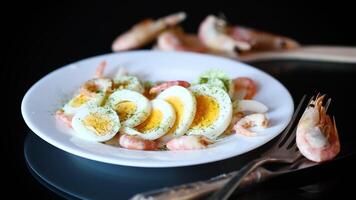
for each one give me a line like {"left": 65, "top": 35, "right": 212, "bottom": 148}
{"left": 186, "top": 84, "right": 232, "bottom": 140}
{"left": 105, "top": 89, "right": 151, "bottom": 127}
{"left": 114, "top": 75, "right": 145, "bottom": 93}
{"left": 72, "top": 105, "right": 120, "bottom": 142}
{"left": 123, "top": 99, "right": 176, "bottom": 140}
{"left": 62, "top": 92, "right": 105, "bottom": 115}
{"left": 62, "top": 78, "right": 113, "bottom": 115}
{"left": 157, "top": 86, "right": 196, "bottom": 138}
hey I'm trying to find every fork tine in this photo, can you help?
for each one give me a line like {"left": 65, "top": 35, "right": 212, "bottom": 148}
{"left": 291, "top": 144, "right": 298, "bottom": 152}
{"left": 284, "top": 128, "right": 297, "bottom": 148}
{"left": 276, "top": 95, "right": 307, "bottom": 145}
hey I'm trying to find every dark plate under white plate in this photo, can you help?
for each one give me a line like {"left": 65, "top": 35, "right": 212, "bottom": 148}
{"left": 25, "top": 132, "right": 279, "bottom": 199}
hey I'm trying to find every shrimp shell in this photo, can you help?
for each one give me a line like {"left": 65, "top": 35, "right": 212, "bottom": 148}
{"left": 156, "top": 28, "right": 208, "bottom": 53}
{"left": 166, "top": 135, "right": 213, "bottom": 150}
{"left": 112, "top": 12, "right": 186, "bottom": 51}
{"left": 296, "top": 95, "right": 340, "bottom": 162}
{"left": 233, "top": 113, "right": 268, "bottom": 136}
{"left": 119, "top": 134, "right": 158, "bottom": 150}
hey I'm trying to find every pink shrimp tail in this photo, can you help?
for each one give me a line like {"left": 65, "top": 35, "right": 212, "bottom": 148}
{"left": 56, "top": 110, "right": 73, "bottom": 128}
{"left": 149, "top": 80, "right": 190, "bottom": 94}
{"left": 166, "top": 136, "right": 211, "bottom": 150}
{"left": 95, "top": 61, "right": 107, "bottom": 78}
{"left": 119, "top": 134, "right": 158, "bottom": 150}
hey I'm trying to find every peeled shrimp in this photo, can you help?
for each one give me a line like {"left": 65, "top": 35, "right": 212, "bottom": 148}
{"left": 112, "top": 12, "right": 186, "bottom": 51}
{"left": 56, "top": 109, "right": 73, "bottom": 128}
{"left": 227, "top": 26, "right": 300, "bottom": 51}
{"left": 233, "top": 113, "right": 268, "bottom": 136}
{"left": 94, "top": 61, "right": 107, "bottom": 78}
{"left": 234, "top": 99, "right": 268, "bottom": 113}
{"left": 119, "top": 134, "right": 158, "bottom": 150}
{"left": 198, "top": 15, "right": 251, "bottom": 57}
{"left": 149, "top": 80, "right": 190, "bottom": 94}
{"left": 166, "top": 135, "right": 212, "bottom": 150}
{"left": 296, "top": 95, "right": 340, "bottom": 162}
{"left": 156, "top": 28, "right": 208, "bottom": 53}
{"left": 198, "top": 15, "right": 299, "bottom": 57}
{"left": 233, "top": 77, "right": 257, "bottom": 100}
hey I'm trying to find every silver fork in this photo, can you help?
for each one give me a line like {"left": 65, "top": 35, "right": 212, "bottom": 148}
{"left": 208, "top": 95, "right": 310, "bottom": 200}
{"left": 131, "top": 96, "right": 332, "bottom": 200}
{"left": 130, "top": 157, "right": 315, "bottom": 200}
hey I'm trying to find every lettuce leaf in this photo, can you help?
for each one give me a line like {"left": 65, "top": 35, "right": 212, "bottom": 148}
{"left": 198, "top": 69, "right": 232, "bottom": 92}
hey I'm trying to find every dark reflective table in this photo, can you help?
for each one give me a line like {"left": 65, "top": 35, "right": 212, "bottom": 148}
{"left": 22, "top": 60, "right": 356, "bottom": 199}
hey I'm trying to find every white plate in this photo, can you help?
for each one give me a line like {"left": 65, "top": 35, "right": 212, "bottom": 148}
{"left": 22, "top": 51, "right": 293, "bottom": 168}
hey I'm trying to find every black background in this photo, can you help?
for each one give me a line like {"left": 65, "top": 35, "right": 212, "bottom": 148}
{"left": 3, "top": 0, "right": 356, "bottom": 199}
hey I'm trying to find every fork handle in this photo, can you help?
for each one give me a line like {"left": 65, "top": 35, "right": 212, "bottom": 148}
{"left": 130, "top": 168, "right": 272, "bottom": 200}
{"left": 208, "top": 158, "right": 272, "bottom": 200}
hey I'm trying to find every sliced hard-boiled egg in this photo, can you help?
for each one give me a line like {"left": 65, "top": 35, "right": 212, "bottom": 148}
{"left": 186, "top": 84, "right": 232, "bottom": 139}
{"left": 157, "top": 86, "right": 196, "bottom": 138}
{"left": 114, "top": 75, "right": 145, "bottom": 93}
{"left": 105, "top": 89, "right": 151, "bottom": 127}
{"left": 123, "top": 99, "right": 176, "bottom": 140}
{"left": 72, "top": 105, "right": 120, "bottom": 142}
{"left": 62, "top": 92, "right": 105, "bottom": 115}
{"left": 63, "top": 78, "right": 113, "bottom": 115}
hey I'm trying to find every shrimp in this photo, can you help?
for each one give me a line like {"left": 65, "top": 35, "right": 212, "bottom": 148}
{"left": 198, "top": 15, "right": 299, "bottom": 56}
{"left": 227, "top": 26, "right": 300, "bottom": 51}
{"left": 233, "top": 113, "right": 268, "bottom": 136}
{"left": 222, "top": 111, "right": 245, "bottom": 136}
{"left": 80, "top": 61, "right": 113, "bottom": 97}
{"left": 56, "top": 109, "right": 73, "bottom": 128}
{"left": 112, "top": 12, "right": 186, "bottom": 51}
{"left": 166, "top": 135, "right": 213, "bottom": 150}
{"left": 233, "top": 77, "right": 257, "bottom": 100}
{"left": 94, "top": 60, "right": 107, "bottom": 78}
{"left": 234, "top": 99, "right": 268, "bottom": 114}
{"left": 156, "top": 28, "right": 208, "bottom": 53}
{"left": 228, "top": 99, "right": 267, "bottom": 136}
{"left": 296, "top": 95, "right": 340, "bottom": 162}
{"left": 119, "top": 134, "right": 158, "bottom": 150}
{"left": 198, "top": 15, "right": 251, "bottom": 57}
{"left": 149, "top": 80, "right": 190, "bottom": 94}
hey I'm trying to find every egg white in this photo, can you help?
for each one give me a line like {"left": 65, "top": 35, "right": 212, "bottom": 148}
{"left": 105, "top": 89, "right": 151, "bottom": 127}
{"left": 186, "top": 84, "right": 232, "bottom": 140}
{"left": 123, "top": 99, "right": 176, "bottom": 140}
{"left": 114, "top": 75, "right": 145, "bottom": 93}
{"left": 157, "top": 86, "right": 196, "bottom": 137}
{"left": 63, "top": 92, "right": 105, "bottom": 115}
{"left": 72, "top": 105, "right": 120, "bottom": 142}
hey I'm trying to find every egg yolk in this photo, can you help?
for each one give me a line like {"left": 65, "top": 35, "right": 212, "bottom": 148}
{"left": 70, "top": 94, "right": 90, "bottom": 107}
{"left": 115, "top": 81, "right": 129, "bottom": 89}
{"left": 190, "top": 95, "right": 219, "bottom": 128}
{"left": 165, "top": 96, "right": 184, "bottom": 134}
{"left": 135, "top": 109, "right": 163, "bottom": 133}
{"left": 115, "top": 101, "right": 137, "bottom": 121}
{"left": 83, "top": 113, "right": 113, "bottom": 135}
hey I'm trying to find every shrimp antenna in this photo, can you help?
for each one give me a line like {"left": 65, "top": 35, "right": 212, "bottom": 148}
{"left": 324, "top": 98, "right": 332, "bottom": 111}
